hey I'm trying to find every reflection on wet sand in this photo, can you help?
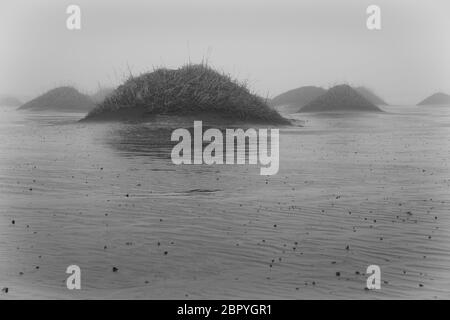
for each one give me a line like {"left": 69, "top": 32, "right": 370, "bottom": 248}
{"left": 105, "top": 119, "right": 277, "bottom": 164}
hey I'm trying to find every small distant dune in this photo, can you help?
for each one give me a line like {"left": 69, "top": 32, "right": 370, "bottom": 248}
{"left": 299, "top": 84, "right": 383, "bottom": 113}
{"left": 417, "top": 92, "right": 450, "bottom": 106}
{"left": 355, "top": 86, "right": 388, "bottom": 105}
{"left": 19, "top": 86, "right": 96, "bottom": 112}
{"left": 83, "top": 64, "right": 289, "bottom": 124}
{"left": 0, "top": 95, "right": 22, "bottom": 107}
{"left": 270, "top": 86, "right": 326, "bottom": 113}
{"left": 270, "top": 85, "right": 387, "bottom": 114}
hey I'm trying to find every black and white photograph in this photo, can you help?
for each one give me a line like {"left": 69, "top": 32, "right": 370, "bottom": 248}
{"left": 0, "top": 0, "right": 450, "bottom": 304}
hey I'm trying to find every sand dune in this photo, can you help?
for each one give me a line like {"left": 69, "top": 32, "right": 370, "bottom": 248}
{"left": 19, "top": 87, "right": 95, "bottom": 112}
{"left": 84, "top": 64, "right": 288, "bottom": 124}
{"left": 355, "top": 87, "right": 388, "bottom": 106}
{"left": 270, "top": 86, "right": 326, "bottom": 113}
{"left": 300, "top": 85, "right": 383, "bottom": 113}
{"left": 418, "top": 92, "right": 450, "bottom": 106}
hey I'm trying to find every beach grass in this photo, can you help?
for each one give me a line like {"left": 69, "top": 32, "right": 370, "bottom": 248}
{"left": 84, "top": 63, "right": 289, "bottom": 124}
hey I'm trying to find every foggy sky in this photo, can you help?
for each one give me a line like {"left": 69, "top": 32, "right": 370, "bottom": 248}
{"left": 1, "top": 0, "right": 449, "bottom": 104}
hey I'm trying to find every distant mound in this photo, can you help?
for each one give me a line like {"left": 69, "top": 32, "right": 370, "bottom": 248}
{"left": 355, "top": 87, "right": 388, "bottom": 105}
{"left": 83, "top": 64, "right": 289, "bottom": 124}
{"left": 270, "top": 86, "right": 326, "bottom": 113}
{"left": 0, "top": 95, "right": 22, "bottom": 106}
{"left": 300, "top": 84, "right": 383, "bottom": 113}
{"left": 19, "top": 87, "right": 95, "bottom": 112}
{"left": 417, "top": 92, "right": 450, "bottom": 106}
{"left": 91, "top": 87, "right": 115, "bottom": 103}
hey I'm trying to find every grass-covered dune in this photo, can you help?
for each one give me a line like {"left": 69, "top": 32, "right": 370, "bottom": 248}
{"left": 19, "top": 86, "right": 95, "bottom": 112}
{"left": 269, "top": 86, "right": 326, "bottom": 114}
{"left": 417, "top": 92, "right": 450, "bottom": 106}
{"left": 300, "top": 84, "right": 383, "bottom": 113}
{"left": 83, "top": 64, "right": 289, "bottom": 124}
{"left": 355, "top": 86, "right": 388, "bottom": 106}
{"left": 270, "top": 86, "right": 326, "bottom": 107}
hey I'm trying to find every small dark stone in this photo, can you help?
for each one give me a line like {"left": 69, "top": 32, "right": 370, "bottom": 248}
{"left": 112, "top": 267, "right": 118, "bottom": 272}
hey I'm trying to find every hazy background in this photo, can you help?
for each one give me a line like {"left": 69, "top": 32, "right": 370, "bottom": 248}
{"left": 0, "top": 0, "right": 449, "bottom": 105}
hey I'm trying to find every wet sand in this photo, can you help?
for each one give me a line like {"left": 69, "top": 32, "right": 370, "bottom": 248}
{"left": 1, "top": 105, "right": 450, "bottom": 299}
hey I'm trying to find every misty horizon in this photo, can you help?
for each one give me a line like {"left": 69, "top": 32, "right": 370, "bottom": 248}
{"left": 1, "top": 0, "right": 449, "bottom": 105}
